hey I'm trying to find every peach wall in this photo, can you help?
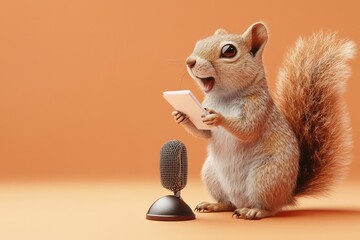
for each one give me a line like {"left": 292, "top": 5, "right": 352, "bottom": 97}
{"left": 0, "top": 0, "right": 359, "bottom": 181}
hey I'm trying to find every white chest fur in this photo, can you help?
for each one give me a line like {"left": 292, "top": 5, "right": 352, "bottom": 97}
{"left": 203, "top": 96, "right": 262, "bottom": 205}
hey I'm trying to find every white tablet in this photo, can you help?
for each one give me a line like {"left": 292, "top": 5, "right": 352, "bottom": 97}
{"left": 163, "top": 90, "right": 210, "bottom": 130}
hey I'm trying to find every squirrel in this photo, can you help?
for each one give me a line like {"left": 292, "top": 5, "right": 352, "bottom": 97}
{"left": 172, "top": 22, "right": 355, "bottom": 220}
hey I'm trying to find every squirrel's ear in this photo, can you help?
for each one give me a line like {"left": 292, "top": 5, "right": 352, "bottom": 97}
{"left": 242, "top": 22, "right": 268, "bottom": 57}
{"left": 214, "top": 29, "right": 228, "bottom": 35}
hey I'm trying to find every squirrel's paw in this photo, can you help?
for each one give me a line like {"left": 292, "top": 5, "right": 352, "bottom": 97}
{"left": 202, "top": 109, "right": 224, "bottom": 127}
{"left": 172, "top": 111, "right": 189, "bottom": 125}
{"left": 232, "top": 208, "right": 274, "bottom": 220}
{"left": 194, "top": 202, "right": 235, "bottom": 212}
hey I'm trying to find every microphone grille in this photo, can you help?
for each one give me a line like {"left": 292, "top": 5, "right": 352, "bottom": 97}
{"left": 160, "top": 140, "right": 188, "bottom": 192}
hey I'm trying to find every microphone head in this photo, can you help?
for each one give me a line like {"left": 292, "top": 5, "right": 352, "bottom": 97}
{"left": 160, "top": 140, "right": 188, "bottom": 193}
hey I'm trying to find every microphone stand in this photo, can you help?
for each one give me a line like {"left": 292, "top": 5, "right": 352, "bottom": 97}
{"left": 146, "top": 189, "right": 195, "bottom": 221}
{"left": 174, "top": 190, "right": 181, "bottom": 198}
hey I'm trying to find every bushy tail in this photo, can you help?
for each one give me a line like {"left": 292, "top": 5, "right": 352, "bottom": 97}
{"left": 275, "top": 32, "right": 355, "bottom": 197}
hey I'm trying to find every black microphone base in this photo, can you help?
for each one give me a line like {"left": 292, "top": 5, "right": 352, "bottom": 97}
{"left": 146, "top": 195, "right": 195, "bottom": 221}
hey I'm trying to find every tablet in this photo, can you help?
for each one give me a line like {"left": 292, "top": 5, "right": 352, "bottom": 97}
{"left": 163, "top": 90, "right": 210, "bottom": 130}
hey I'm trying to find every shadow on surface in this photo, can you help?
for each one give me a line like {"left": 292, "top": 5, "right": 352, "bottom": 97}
{"left": 277, "top": 209, "right": 360, "bottom": 218}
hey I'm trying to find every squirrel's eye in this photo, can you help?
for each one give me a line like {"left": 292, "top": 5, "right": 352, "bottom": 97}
{"left": 220, "top": 44, "right": 237, "bottom": 58}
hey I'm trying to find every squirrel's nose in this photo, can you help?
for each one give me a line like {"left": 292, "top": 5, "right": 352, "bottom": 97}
{"left": 186, "top": 57, "right": 196, "bottom": 68}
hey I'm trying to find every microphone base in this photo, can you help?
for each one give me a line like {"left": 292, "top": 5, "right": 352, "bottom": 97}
{"left": 146, "top": 195, "right": 195, "bottom": 221}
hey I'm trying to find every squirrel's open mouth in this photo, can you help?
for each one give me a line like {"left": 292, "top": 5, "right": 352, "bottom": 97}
{"left": 196, "top": 76, "right": 215, "bottom": 93}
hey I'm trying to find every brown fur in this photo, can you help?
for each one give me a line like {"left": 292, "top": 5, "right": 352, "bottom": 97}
{"left": 275, "top": 32, "right": 355, "bottom": 196}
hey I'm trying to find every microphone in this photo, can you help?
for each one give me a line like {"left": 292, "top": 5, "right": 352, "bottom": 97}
{"left": 146, "top": 140, "right": 195, "bottom": 221}
{"left": 160, "top": 140, "right": 188, "bottom": 197}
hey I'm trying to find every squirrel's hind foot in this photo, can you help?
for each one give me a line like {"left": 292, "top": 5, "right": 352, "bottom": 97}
{"left": 232, "top": 208, "right": 274, "bottom": 220}
{"left": 195, "top": 202, "right": 235, "bottom": 212}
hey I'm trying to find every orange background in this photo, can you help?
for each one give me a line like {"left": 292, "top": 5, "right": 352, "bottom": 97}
{"left": 0, "top": 1, "right": 360, "bottom": 239}
{"left": 1, "top": 0, "right": 359, "bottom": 182}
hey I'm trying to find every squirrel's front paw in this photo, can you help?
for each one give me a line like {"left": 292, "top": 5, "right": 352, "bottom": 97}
{"left": 202, "top": 109, "right": 224, "bottom": 127}
{"left": 172, "top": 111, "right": 190, "bottom": 125}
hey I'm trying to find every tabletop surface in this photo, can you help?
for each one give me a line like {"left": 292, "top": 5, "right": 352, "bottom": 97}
{"left": 0, "top": 179, "right": 359, "bottom": 240}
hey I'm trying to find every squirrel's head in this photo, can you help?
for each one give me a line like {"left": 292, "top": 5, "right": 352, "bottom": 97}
{"left": 186, "top": 22, "right": 268, "bottom": 96}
